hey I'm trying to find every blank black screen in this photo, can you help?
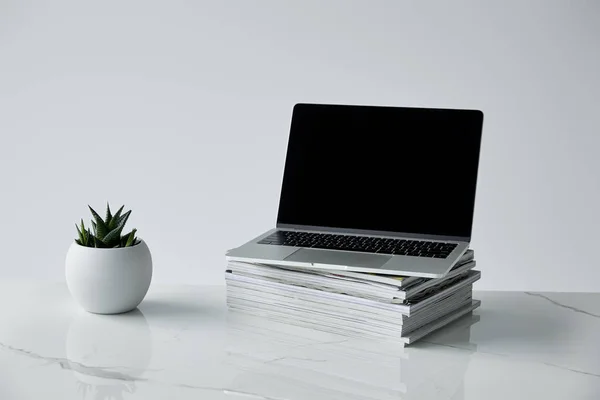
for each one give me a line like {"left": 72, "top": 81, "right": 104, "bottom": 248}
{"left": 276, "top": 103, "right": 484, "bottom": 238}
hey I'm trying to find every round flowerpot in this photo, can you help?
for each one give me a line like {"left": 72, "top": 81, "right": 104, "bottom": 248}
{"left": 65, "top": 239, "right": 153, "bottom": 314}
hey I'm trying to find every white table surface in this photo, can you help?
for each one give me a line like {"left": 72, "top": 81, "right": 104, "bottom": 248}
{"left": 0, "top": 283, "right": 598, "bottom": 400}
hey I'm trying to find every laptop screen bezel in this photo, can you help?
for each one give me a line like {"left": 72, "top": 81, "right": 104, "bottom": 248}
{"left": 275, "top": 103, "right": 483, "bottom": 243}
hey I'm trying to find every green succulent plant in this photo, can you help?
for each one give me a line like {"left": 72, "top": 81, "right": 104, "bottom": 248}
{"left": 75, "top": 203, "right": 140, "bottom": 248}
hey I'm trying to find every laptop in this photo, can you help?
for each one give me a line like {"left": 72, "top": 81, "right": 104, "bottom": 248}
{"left": 226, "top": 103, "right": 484, "bottom": 278}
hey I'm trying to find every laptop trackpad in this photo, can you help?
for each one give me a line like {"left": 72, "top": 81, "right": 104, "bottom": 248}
{"left": 284, "top": 248, "right": 390, "bottom": 269}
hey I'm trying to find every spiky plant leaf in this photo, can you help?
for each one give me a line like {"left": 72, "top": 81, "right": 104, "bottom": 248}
{"left": 109, "top": 205, "right": 125, "bottom": 230}
{"left": 124, "top": 229, "right": 137, "bottom": 247}
{"left": 105, "top": 202, "right": 113, "bottom": 226}
{"left": 111, "top": 210, "right": 131, "bottom": 241}
{"left": 120, "top": 233, "right": 133, "bottom": 247}
{"left": 75, "top": 203, "right": 139, "bottom": 248}
{"left": 80, "top": 219, "right": 89, "bottom": 245}
{"left": 102, "top": 222, "right": 127, "bottom": 247}
{"left": 93, "top": 236, "right": 107, "bottom": 248}
{"left": 75, "top": 223, "right": 84, "bottom": 244}
{"left": 88, "top": 205, "right": 109, "bottom": 239}
{"left": 75, "top": 239, "right": 82, "bottom": 245}
{"left": 115, "top": 209, "right": 131, "bottom": 229}
{"left": 113, "top": 205, "right": 124, "bottom": 218}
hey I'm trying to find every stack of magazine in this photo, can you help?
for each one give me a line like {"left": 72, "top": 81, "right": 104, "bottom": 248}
{"left": 225, "top": 250, "right": 480, "bottom": 344}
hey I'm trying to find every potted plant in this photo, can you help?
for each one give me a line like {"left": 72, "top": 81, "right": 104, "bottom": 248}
{"left": 65, "top": 204, "right": 152, "bottom": 314}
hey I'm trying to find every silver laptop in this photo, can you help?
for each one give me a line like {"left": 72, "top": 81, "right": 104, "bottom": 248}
{"left": 226, "top": 103, "right": 484, "bottom": 278}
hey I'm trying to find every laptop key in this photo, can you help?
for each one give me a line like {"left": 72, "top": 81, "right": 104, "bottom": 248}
{"left": 260, "top": 231, "right": 457, "bottom": 258}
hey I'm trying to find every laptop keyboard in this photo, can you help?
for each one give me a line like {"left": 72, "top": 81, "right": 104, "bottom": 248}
{"left": 258, "top": 231, "right": 457, "bottom": 259}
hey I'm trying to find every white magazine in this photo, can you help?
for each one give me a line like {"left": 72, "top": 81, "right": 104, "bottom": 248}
{"left": 227, "top": 257, "right": 476, "bottom": 302}
{"left": 226, "top": 270, "right": 481, "bottom": 316}
{"left": 227, "top": 286, "right": 473, "bottom": 335}
{"left": 228, "top": 299, "right": 481, "bottom": 344}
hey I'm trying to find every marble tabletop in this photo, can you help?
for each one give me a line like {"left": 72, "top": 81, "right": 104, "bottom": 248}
{"left": 0, "top": 283, "right": 598, "bottom": 400}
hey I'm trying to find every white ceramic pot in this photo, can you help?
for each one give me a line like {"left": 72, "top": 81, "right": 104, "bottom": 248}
{"left": 65, "top": 239, "right": 153, "bottom": 314}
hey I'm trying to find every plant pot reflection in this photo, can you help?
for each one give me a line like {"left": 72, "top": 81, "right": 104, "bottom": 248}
{"left": 65, "top": 308, "right": 153, "bottom": 399}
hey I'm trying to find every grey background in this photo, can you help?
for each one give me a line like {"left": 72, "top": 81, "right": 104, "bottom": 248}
{"left": 1, "top": 0, "right": 598, "bottom": 291}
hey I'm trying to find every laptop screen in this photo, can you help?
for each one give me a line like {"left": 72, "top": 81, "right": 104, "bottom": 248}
{"left": 276, "top": 103, "right": 483, "bottom": 239}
